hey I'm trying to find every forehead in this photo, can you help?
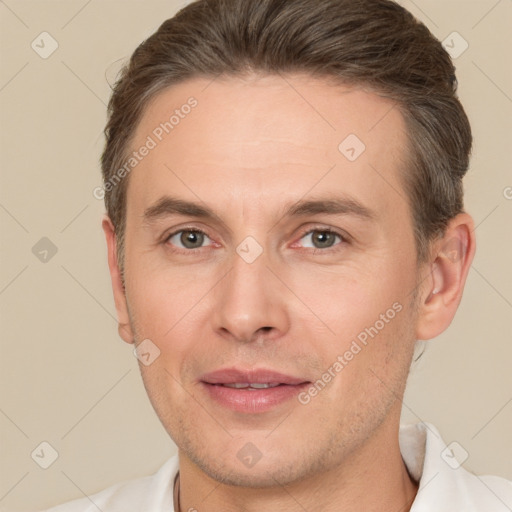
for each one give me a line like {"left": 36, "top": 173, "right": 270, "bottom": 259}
{"left": 126, "top": 74, "right": 409, "bottom": 222}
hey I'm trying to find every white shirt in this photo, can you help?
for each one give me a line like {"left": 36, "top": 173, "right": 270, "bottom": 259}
{"left": 44, "top": 423, "right": 512, "bottom": 511}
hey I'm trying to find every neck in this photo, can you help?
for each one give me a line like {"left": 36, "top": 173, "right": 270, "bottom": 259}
{"left": 175, "top": 420, "right": 418, "bottom": 512}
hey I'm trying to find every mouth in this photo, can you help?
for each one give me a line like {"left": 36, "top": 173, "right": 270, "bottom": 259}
{"left": 200, "top": 368, "right": 311, "bottom": 413}
{"left": 212, "top": 382, "right": 284, "bottom": 389}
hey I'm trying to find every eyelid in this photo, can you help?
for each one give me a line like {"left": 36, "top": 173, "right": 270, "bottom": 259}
{"left": 161, "top": 224, "right": 350, "bottom": 253}
{"left": 289, "top": 225, "right": 351, "bottom": 253}
{"left": 162, "top": 226, "right": 216, "bottom": 250}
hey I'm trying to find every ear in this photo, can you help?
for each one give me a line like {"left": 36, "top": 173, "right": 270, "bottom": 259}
{"left": 102, "top": 216, "right": 135, "bottom": 344}
{"left": 415, "top": 213, "right": 476, "bottom": 340}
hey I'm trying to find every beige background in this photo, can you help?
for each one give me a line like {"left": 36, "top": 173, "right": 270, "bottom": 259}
{"left": 0, "top": 0, "right": 511, "bottom": 510}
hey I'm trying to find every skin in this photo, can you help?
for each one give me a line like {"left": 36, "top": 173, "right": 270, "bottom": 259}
{"left": 103, "top": 74, "right": 475, "bottom": 511}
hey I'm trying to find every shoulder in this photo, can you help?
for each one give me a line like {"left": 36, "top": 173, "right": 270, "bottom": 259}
{"left": 400, "top": 422, "right": 512, "bottom": 512}
{"left": 41, "top": 455, "right": 178, "bottom": 512}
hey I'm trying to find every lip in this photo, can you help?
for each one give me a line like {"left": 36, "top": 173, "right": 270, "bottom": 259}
{"left": 201, "top": 368, "right": 308, "bottom": 385}
{"left": 200, "top": 367, "right": 310, "bottom": 413}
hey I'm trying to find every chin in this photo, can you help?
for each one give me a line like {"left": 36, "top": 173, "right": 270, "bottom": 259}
{"left": 183, "top": 436, "right": 331, "bottom": 489}
{"left": 193, "top": 454, "right": 308, "bottom": 488}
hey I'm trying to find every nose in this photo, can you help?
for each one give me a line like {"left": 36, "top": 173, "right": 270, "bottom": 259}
{"left": 211, "top": 247, "right": 290, "bottom": 344}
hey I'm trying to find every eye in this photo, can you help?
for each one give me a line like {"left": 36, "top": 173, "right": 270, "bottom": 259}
{"left": 298, "top": 229, "right": 344, "bottom": 250}
{"left": 165, "top": 229, "right": 213, "bottom": 250}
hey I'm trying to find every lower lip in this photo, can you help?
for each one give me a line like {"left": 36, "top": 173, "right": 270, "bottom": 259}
{"left": 201, "top": 382, "right": 310, "bottom": 413}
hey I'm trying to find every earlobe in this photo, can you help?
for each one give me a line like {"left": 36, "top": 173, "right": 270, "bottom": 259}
{"left": 102, "top": 216, "right": 135, "bottom": 345}
{"left": 415, "top": 213, "right": 476, "bottom": 340}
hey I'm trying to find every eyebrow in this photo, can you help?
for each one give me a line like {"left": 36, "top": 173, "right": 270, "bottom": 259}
{"left": 286, "top": 197, "right": 375, "bottom": 220}
{"left": 142, "top": 195, "right": 376, "bottom": 226}
{"left": 143, "top": 197, "right": 218, "bottom": 225}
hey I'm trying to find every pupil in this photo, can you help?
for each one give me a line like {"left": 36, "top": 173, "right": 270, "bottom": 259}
{"left": 313, "top": 231, "right": 334, "bottom": 248}
{"left": 181, "top": 231, "right": 203, "bottom": 248}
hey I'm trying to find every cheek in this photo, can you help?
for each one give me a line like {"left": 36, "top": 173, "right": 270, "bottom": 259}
{"left": 304, "top": 301, "right": 416, "bottom": 422}
{"left": 287, "top": 259, "right": 417, "bottom": 405}
{"left": 125, "top": 261, "right": 213, "bottom": 341}
{"left": 286, "top": 257, "right": 413, "bottom": 341}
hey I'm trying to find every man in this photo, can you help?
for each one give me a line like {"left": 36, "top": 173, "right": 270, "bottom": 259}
{"left": 46, "top": 0, "right": 511, "bottom": 510}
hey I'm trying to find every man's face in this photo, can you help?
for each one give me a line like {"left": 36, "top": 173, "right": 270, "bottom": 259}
{"left": 119, "top": 74, "right": 423, "bottom": 486}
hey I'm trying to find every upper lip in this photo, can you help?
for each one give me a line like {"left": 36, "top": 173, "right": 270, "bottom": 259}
{"left": 201, "top": 368, "right": 309, "bottom": 385}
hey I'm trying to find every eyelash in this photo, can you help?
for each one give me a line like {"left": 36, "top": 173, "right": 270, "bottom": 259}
{"left": 162, "top": 226, "right": 349, "bottom": 255}
{"left": 292, "top": 227, "right": 348, "bottom": 254}
{"left": 163, "top": 227, "right": 217, "bottom": 255}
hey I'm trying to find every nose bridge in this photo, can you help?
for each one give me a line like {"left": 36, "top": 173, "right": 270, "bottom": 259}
{"left": 212, "top": 245, "right": 289, "bottom": 342}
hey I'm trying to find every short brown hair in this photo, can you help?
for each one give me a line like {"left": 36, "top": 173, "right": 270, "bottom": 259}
{"left": 101, "top": 0, "right": 471, "bottom": 269}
